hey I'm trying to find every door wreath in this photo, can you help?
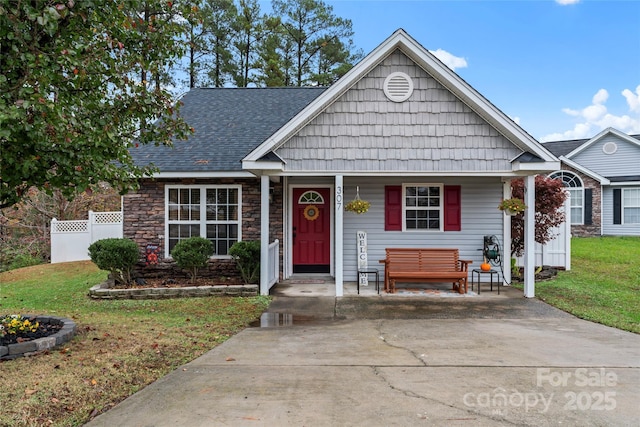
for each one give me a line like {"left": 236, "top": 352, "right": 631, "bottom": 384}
{"left": 303, "top": 205, "right": 320, "bottom": 221}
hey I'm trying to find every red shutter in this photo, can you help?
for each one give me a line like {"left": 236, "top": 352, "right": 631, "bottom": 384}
{"left": 385, "top": 186, "right": 402, "bottom": 231}
{"left": 444, "top": 185, "right": 461, "bottom": 231}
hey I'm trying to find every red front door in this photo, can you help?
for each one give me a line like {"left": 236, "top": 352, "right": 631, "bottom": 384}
{"left": 293, "top": 188, "right": 331, "bottom": 273}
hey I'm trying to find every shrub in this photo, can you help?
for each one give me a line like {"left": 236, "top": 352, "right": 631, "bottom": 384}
{"left": 171, "top": 237, "right": 214, "bottom": 283}
{"left": 229, "top": 240, "right": 260, "bottom": 284}
{"left": 88, "top": 238, "right": 139, "bottom": 286}
{"left": 6, "top": 253, "right": 43, "bottom": 271}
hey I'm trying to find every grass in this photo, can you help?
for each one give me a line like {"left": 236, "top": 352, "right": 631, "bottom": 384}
{"left": 0, "top": 261, "right": 270, "bottom": 427}
{"left": 521, "top": 236, "right": 640, "bottom": 334}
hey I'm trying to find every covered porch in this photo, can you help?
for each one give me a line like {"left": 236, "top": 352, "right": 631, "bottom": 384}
{"left": 259, "top": 174, "right": 540, "bottom": 298}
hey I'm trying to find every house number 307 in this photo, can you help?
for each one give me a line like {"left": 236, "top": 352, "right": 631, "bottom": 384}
{"left": 336, "top": 186, "right": 343, "bottom": 210}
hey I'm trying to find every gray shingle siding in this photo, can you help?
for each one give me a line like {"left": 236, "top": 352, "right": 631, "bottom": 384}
{"left": 130, "top": 87, "right": 326, "bottom": 172}
{"left": 571, "top": 134, "right": 640, "bottom": 178}
{"left": 276, "top": 50, "right": 522, "bottom": 173}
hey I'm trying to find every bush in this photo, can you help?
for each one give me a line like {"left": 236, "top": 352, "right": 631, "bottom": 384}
{"left": 4, "top": 253, "right": 43, "bottom": 272}
{"left": 88, "top": 238, "right": 139, "bottom": 286}
{"left": 171, "top": 237, "right": 214, "bottom": 283}
{"left": 229, "top": 240, "right": 260, "bottom": 284}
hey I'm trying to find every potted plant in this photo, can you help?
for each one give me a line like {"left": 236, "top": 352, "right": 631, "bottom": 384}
{"left": 344, "top": 186, "right": 370, "bottom": 214}
{"left": 498, "top": 198, "right": 526, "bottom": 216}
{"left": 344, "top": 199, "right": 371, "bottom": 214}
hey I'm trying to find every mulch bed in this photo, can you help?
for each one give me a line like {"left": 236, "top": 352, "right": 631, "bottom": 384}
{"left": 112, "top": 277, "right": 244, "bottom": 289}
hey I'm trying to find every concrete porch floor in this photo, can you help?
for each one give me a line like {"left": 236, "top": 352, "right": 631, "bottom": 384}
{"left": 272, "top": 275, "right": 503, "bottom": 297}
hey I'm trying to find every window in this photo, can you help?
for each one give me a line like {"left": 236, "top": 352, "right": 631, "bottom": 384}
{"left": 166, "top": 185, "right": 241, "bottom": 256}
{"left": 549, "top": 171, "right": 584, "bottom": 225}
{"left": 298, "top": 190, "right": 324, "bottom": 204}
{"left": 403, "top": 184, "right": 443, "bottom": 231}
{"left": 623, "top": 188, "right": 640, "bottom": 224}
{"left": 568, "top": 188, "right": 584, "bottom": 225}
{"left": 386, "top": 185, "right": 459, "bottom": 231}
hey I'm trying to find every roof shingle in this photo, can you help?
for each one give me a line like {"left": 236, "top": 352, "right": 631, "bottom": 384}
{"left": 130, "top": 87, "right": 326, "bottom": 172}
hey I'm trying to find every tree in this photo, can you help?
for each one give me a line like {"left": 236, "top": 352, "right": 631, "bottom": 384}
{"left": 510, "top": 175, "right": 568, "bottom": 257}
{"left": 180, "top": 0, "right": 238, "bottom": 88}
{"left": 231, "top": 0, "right": 267, "bottom": 87}
{"left": 0, "top": 0, "right": 192, "bottom": 210}
{"left": 254, "top": 16, "right": 291, "bottom": 87}
{"left": 202, "top": 0, "right": 239, "bottom": 87}
{"left": 271, "top": 0, "right": 360, "bottom": 86}
{"left": 310, "top": 35, "right": 360, "bottom": 86}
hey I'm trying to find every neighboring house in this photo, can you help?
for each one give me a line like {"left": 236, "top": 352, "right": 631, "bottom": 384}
{"left": 543, "top": 128, "right": 640, "bottom": 237}
{"left": 124, "top": 29, "right": 560, "bottom": 297}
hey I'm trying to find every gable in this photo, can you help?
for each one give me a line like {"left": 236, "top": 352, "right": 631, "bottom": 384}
{"left": 274, "top": 50, "right": 521, "bottom": 174}
{"left": 244, "top": 29, "right": 558, "bottom": 174}
{"left": 569, "top": 130, "right": 640, "bottom": 179}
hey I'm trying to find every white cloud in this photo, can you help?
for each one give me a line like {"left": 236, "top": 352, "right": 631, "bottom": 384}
{"left": 592, "top": 88, "right": 608, "bottom": 104}
{"left": 622, "top": 85, "right": 640, "bottom": 113}
{"left": 562, "top": 108, "right": 580, "bottom": 117}
{"left": 429, "top": 49, "right": 468, "bottom": 71}
{"left": 555, "top": 0, "right": 580, "bottom": 5}
{"left": 582, "top": 103, "right": 606, "bottom": 122}
{"left": 540, "top": 86, "right": 640, "bottom": 142}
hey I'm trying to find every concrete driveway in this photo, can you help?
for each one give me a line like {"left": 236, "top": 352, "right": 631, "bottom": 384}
{"left": 86, "top": 286, "right": 640, "bottom": 426}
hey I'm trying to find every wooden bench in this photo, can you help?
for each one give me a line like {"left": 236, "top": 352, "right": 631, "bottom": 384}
{"left": 379, "top": 248, "right": 472, "bottom": 294}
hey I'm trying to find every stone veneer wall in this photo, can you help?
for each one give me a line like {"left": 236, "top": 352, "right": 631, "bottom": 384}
{"left": 123, "top": 178, "right": 284, "bottom": 280}
{"left": 562, "top": 165, "right": 602, "bottom": 237}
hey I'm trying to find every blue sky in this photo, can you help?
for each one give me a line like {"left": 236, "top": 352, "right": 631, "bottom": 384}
{"left": 318, "top": 0, "right": 640, "bottom": 142}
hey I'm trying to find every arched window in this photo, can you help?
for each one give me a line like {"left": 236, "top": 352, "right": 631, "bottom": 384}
{"left": 298, "top": 191, "right": 325, "bottom": 204}
{"left": 548, "top": 171, "right": 584, "bottom": 225}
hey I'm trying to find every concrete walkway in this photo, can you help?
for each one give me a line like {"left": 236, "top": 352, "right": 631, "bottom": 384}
{"left": 86, "top": 286, "right": 640, "bottom": 426}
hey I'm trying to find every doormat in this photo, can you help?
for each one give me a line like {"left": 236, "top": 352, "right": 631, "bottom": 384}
{"left": 393, "top": 288, "right": 478, "bottom": 297}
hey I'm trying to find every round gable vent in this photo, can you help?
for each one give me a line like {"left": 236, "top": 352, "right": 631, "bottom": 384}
{"left": 383, "top": 72, "right": 413, "bottom": 102}
{"left": 602, "top": 141, "right": 617, "bottom": 155}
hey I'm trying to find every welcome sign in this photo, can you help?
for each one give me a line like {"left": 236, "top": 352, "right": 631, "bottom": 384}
{"left": 357, "top": 231, "right": 368, "bottom": 286}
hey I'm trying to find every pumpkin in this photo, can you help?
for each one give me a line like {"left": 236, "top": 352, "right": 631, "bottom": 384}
{"left": 480, "top": 258, "right": 491, "bottom": 271}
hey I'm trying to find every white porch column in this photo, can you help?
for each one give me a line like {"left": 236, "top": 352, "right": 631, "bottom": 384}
{"left": 502, "top": 181, "right": 512, "bottom": 285}
{"left": 335, "top": 175, "right": 344, "bottom": 296}
{"left": 523, "top": 175, "right": 536, "bottom": 298}
{"left": 260, "top": 175, "right": 270, "bottom": 296}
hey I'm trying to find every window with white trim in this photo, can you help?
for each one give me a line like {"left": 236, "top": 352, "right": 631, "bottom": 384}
{"left": 166, "top": 185, "right": 241, "bottom": 256}
{"left": 549, "top": 171, "right": 584, "bottom": 225}
{"left": 623, "top": 188, "right": 640, "bottom": 224}
{"left": 403, "top": 184, "right": 443, "bottom": 231}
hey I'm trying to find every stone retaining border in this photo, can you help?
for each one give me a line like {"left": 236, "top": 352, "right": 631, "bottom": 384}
{"left": 1, "top": 316, "right": 77, "bottom": 360}
{"left": 88, "top": 281, "right": 258, "bottom": 299}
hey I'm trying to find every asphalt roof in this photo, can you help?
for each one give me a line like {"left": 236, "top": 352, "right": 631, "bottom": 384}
{"left": 130, "top": 87, "right": 327, "bottom": 172}
{"left": 542, "top": 134, "right": 640, "bottom": 157}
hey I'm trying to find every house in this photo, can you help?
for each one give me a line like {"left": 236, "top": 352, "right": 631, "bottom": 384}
{"left": 543, "top": 128, "right": 640, "bottom": 237}
{"left": 124, "top": 29, "right": 560, "bottom": 297}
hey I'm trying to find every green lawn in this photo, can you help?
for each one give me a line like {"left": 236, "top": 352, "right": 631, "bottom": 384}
{"left": 0, "top": 261, "right": 270, "bottom": 426}
{"left": 529, "top": 236, "right": 640, "bottom": 334}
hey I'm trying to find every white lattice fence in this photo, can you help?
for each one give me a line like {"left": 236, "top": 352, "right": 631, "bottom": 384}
{"left": 51, "top": 211, "right": 123, "bottom": 263}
